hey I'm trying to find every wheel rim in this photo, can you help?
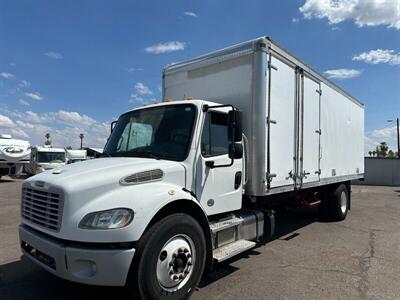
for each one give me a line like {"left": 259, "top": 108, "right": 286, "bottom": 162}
{"left": 340, "top": 191, "right": 347, "bottom": 214}
{"left": 156, "top": 234, "right": 195, "bottom": 292}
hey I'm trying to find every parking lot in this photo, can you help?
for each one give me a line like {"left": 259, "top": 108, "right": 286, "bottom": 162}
{"left": 1, "top": 178, "right": 400, "bottom": 300}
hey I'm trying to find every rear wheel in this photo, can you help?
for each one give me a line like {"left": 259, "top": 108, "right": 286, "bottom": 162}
{"left": 319, "top": 184, "right": 349, "bottom": 221}
{"left": 127, "top": 213, "right": 206, "bottom": 300}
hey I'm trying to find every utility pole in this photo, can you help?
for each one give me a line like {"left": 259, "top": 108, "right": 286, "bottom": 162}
{"left": 79, "top": 133, "right": 84, "bottom": 150}
{"left": 397, "top": 118, "right": 400, "bottom": 159}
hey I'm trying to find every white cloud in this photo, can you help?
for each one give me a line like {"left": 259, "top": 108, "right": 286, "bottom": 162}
{"left": 134, "top": 82, "right": 153, "bottom": 95}
{"left": 16, "top": 120, "right": 34, "bottom": 129}
{"left": 292, "top": 17, "right": 299, "bottom": 23}
{"left": 19, "top": 80, "right": 30, "bottom": 88}
{"left": 324, "top": 68, "right": 362, "bottom": 79}
{"left": 365, "top": 125, "right": 398, "bottom": 154}
{"left": 0, "top": 109, "right": 109, "bottom": 148}
{"left": 55, "top": 110, "right": 96, "bottom": 126}
{"left": 0, "top": 114, "right": 15, "bottom": 127}
{"left": 25, "top": 92, "right": 43, "bottom": 101}
{"left": 18, "top": 99, "right": 30, "bottom": 106}
{"left": 145, "top": 41, "right": 186, "bottom": 54}
{"left": 352, "top": 49, "right": 400, "bottom": 65}
{"left": 184, "top": 11, "right": 197, "bottom": 17}
{"left": 10, "top": 128, "right": 28, "bottom": 138}
{"left": 127, "top": 67, "right": 144, "bottom": 73}
{"left": 129, "top": 94, "right": 145, "bottom": 104}
{"left": 0, "top": 72, "right": 14, "bottom": 79}
{"left": 44, "top": 51, "right": 63, "bottom": 59}
{"left": 25, "top": 111, "right": 48, "bottom": 123}
{"left": 300, "top": 0, "right": 400, "bottom": 30}
{"left": 371, "top": 126, "right": 397, "bottom": 140}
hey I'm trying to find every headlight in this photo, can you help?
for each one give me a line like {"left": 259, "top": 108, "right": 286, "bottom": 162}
{"left": 79, "top": 208, "right": 134, "bottom": 230}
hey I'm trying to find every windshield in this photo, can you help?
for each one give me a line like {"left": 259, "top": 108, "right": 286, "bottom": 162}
{"left": 37, "top": 152, "right": 66, "bottom": 163}
{"left": 104, "top": 104, "right": 197, "bottom": 161}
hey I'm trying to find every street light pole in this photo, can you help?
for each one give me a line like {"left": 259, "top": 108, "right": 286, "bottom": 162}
{"left": 397, "top": 118, "right": 400, "bottom": 159}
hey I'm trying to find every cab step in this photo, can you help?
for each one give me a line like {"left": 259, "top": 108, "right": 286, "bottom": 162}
{"left": 209, "top": 217, "right": 243, "bottom": 233}
{"left": 213, "top": 239, "right": 256, "bottom": 262}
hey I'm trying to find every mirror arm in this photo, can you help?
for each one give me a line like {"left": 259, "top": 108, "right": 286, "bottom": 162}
{"left": 206, "top": 158, "right": 234, "bottom": 169}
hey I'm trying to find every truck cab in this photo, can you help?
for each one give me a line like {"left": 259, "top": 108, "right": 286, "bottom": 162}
{"left": 19, "top": 100, "right": 247, "bottom": 299}
{"left": 26, "top": 146, "right": 67, "bottom": 175}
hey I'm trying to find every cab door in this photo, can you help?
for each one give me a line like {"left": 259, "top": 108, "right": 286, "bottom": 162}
{"left": 195, "top": 110, "right": 243, "bottom": 216}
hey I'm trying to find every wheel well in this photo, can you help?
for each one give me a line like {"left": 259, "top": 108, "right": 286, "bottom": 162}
{"left": 145, "top": 199, "right": 214, "bottom": 273}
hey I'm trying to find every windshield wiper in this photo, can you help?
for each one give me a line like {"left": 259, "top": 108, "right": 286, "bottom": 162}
{"left": 127, "top": 149, "right": 162, "bottom": 160}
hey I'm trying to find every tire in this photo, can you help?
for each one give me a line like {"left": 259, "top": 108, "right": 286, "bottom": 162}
{"left": 327, "top": 184, "right": 349, "bottom": 221}
{"left": 127, "top": 213, "right": 206, "bottom": 300}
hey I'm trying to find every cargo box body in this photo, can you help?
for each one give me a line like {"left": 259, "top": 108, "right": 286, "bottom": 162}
{"left": 163, "top": 37, "right": 364, "bottom": 197}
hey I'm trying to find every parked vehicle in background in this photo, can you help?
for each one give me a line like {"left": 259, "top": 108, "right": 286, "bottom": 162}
{"left": 0, "top": 134, "right": 30, "bottom": 179}
{"left": 84, "top": 147, "right": 103, "bottom": 159}
{"left": 19, "top": 37, "right": 364, "bottom": 300}
{"left": 25, "top": 146, "right": 66, "bottom": 175}
{"left": 66, "top": 149, "right": 87, "bottom": 164}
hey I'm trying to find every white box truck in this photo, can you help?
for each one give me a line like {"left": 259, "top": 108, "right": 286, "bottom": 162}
{"left": 66, "top": 149, "right": 87, "bottom": 164}
{"left": 25, "top": 146, "right": 67, "bottom": 175}
{"left": 19, "top": 37, "right": 364, "bottom": 300}
{"left": 0, "top": 134, "right": 31, "bottom": 178}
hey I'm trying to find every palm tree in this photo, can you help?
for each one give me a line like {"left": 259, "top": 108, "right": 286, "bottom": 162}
{"left": 79, "top": 133, "right": 84, "bottom": 149}
{"left": 44, "top": 133, "right": 51, "bottom": 146}
{"left": 368, "top": 151, "right": 372, "bottom": 157}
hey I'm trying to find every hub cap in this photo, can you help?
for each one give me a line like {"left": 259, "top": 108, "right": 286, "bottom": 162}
{"left": 156, "top": 234, "right": 195, "bottom": 292}
{"left": 340, "top": 191, "right": 347, "bottom": 214}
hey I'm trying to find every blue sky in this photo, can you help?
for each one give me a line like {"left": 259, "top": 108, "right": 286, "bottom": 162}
{"left": 0, "top": 0, "right": 399, "bottom": 152}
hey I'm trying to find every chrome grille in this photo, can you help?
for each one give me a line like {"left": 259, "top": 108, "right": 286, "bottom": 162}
{"left": 21, "top": 187, "right": 63, "bottom": 232}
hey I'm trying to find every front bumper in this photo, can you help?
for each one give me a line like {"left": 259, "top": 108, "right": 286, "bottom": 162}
{"left": 19, "top": 225, "right": 135, "bottom": 286}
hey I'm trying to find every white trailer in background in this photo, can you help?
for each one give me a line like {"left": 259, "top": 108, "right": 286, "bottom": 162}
{"left": 0, "top": 134, "right": 30, "bottom": 178}
{"left": 19, "top": 37, "right": 364, "bottom": 300}
{"left": 66, "top": 149, "right": 87, "bottom": 164}
{"left": 25, "top": 146, "right": 66, "bottom": 175}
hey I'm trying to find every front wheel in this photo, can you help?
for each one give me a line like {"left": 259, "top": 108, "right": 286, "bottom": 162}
{"left": 127, "top": 213, "right": 206, "bottom": 300}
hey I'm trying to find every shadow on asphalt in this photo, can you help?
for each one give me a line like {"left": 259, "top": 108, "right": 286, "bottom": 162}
{"left": 0, "top": 208, "right": 320, "bottom": 299}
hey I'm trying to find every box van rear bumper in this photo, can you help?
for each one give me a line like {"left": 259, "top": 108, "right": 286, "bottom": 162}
{"left": 19, "top": 224, "right": 135, "bottom": 286}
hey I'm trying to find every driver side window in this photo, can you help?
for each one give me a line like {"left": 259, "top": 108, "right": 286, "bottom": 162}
{"left": 201, "top": 112, "right": 229, "bottom": 157}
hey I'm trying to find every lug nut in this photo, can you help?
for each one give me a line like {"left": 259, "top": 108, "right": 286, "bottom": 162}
{"left": 178, "top": 248, "right": 183, "bottom": 253}
{"left": 187, "top": 253, "right": 192, "bottom": 258}
{"left": 169, "top": 262, "right": 174, "bottom": 267}
{"left": 172, "top": 253, "right": 177, "bottom": 258}
{"left": 184, "top": 270, "right": 189, "bottom": 274}
{"left": 173, "top": 275, "right": 179, "bottom": 280}
{"left": 169, "top": 270, "right": 174, "bottom": 275}
{"left": 184, "top": 248, "right": 189, "bottom": 253}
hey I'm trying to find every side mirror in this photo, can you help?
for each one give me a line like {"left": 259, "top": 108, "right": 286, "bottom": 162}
{"left": 227, "top": 110, "right": 243, "bottom": 142}
{"left": 111, "top": 121, "right": 117, "bottom": 133}
{"left": 229, "top": 143, "right": 243, "bottom": 159}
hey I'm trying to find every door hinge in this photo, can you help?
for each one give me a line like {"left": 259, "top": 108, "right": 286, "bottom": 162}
{"left": 266, "top": 172, "right": 277, "bottom": 182}
{"left": 316, "top": 89, "right": 322, "bottom": 95}
{"left": 268, "top": 62, "right": 278, "bottom": 71}
{"left": 267, "top": 116, "right": 277, "bottom": 124}
{"left": 315, "top": 169, "right": 321, "bottom": 175}
{"left": 315, "top": 129, "right": 322, "bottom": 135}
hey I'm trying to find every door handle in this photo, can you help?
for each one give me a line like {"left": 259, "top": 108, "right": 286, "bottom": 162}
{"left": 205, "top": 161, "right": 215, "bottom": 168}
{"left": 234, "top": 172, "right": 242, "bottom": 189}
